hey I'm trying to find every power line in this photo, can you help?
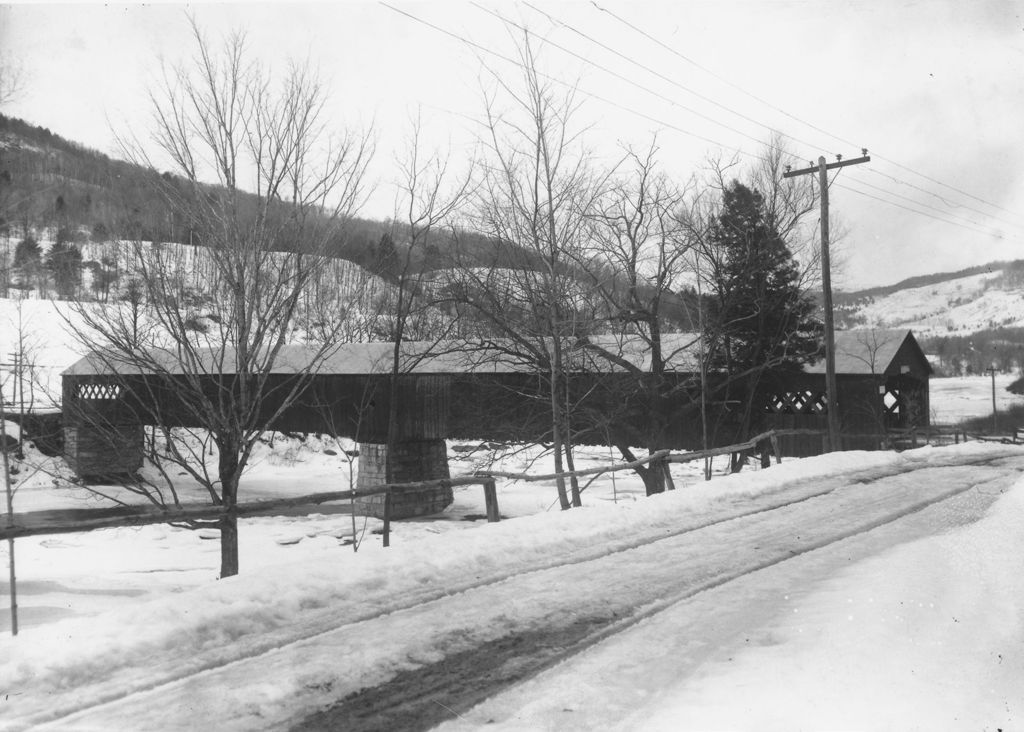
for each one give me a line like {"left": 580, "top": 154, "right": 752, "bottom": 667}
{"left": 844, "top": 173, "right": 1022, "bottom": 233}
{"left": 590, "top": 1, "right": 1024, "bottom": 222}
{"left": 518, "top": 1, "right": 1024, "bottom": 236}
{"left": 382, "top": 2, "right": 1018, "bottom": 244}
{"left": 864, "top": 168, "right": 1024, "bottom": 230}
{"left": 837, "top": 181, "right": 1023, "bottom": 242}
{"left": 379, "top": 1, "right": 769, "bottom": 164}
{"left": 519, "top": 2, "right": 1024, "bottom": 237}
{"left": 520, "top": 1, "right": 831, "bottom": 155}
{"left": 589, "top": 1, "right": 859, "bottom": 154}
{"left": 472, "top": 2, "right": 785, "bottom": 155}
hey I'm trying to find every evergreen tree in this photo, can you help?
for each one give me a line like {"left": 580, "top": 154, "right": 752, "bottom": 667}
{"left": 47, "top": 239, "right": 82, "bottom": 299}
{"left": 13, "top": 235, "right": 40, "bottom": 269}
{"left": 13, "top": 235, "right": 42, "bottom": 294}
{"left": 706, "top": 181, "right": 821, "bottom": 443}
{"left": 373, "top": 231, "right": 401, "bottom": 280}
{"left": 91, "top": 221, "right": 110, "bottom": 243}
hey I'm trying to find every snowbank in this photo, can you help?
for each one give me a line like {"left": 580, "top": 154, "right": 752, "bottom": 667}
{"left": 639, "top": 458, "right": 1024, "bottom": 731}
{"left": 0, "top": 442, "right": 1015, "bottom": 703}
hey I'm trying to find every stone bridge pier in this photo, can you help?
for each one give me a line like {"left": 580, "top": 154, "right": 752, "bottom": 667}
{"left": 354, "top": 439, "right": 452, "bottom": 519}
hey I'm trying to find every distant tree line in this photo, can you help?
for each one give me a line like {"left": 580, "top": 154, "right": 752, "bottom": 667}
{"left": 920, "top": 328, "right": 1024, "bottom": 376}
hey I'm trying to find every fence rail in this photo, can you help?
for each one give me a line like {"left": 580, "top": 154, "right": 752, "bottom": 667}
{"left": 1, "top": 429, "right": 821, "bottom": 544}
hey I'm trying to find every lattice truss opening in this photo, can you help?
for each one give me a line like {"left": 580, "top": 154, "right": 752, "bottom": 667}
{"left": 75, "top": 381, "right": 124, "bottom": 400}
{"left": 765, "top": 390, "right": 828, "bottom": 415}
{"left": 883, "top": 387, "right": 901, "bottom": 414}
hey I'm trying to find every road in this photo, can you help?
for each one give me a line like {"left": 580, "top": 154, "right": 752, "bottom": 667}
{"left": 13, "top": 450, "right": 1024, "bottom": 731}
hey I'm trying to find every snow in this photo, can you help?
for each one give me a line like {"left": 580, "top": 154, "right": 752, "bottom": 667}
{"left": 2, "top": 440, "right": 1023, "bottom": 730}
{"left": 638, "top": 483, "right": 1024, "bottom": 731}
{"left": 0, "top": 290, "right": 1021, "bottom": 728}
{"left": 850, "top": 270, "right": 1024, "bottom": 335}
{"left": 438, "top": 452, "right": 1024, "bottom": 731}
{"left": 0, "top": 297, "right": 87, "bottom": 409}
{"left": 929, "top": 372, "right": 1024, "bottom": 423}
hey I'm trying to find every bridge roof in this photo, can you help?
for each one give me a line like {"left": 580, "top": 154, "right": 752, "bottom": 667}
{"left": 804, "top": 329, "right": 929, "bottom": 376}
{"left": 63, "top": 330, "right": 924, "bottom": 378}
{"left": 63, "top": 333, "right": 704, "bottom": 377}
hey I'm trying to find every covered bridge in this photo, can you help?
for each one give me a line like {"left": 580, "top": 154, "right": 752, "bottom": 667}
{"left": 62, "top": 329, "right": 930, "bottom": 514}
{"left": 761, "top": 328, "right": 931, "bottom": 456}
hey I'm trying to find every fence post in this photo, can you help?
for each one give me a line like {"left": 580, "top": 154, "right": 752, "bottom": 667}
{"left": 769, "top": 434, "right": 782, "bottom": 465}
{"left": 382, "top": 488, "right": 391, "bottom": 548}
{"left": 483, "top": 479, "right": 500, "bottom": 522}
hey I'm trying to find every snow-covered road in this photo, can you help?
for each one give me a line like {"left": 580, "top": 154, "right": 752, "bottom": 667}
{"left": 7, "top": 446, "right": 1022, "bottom": 731}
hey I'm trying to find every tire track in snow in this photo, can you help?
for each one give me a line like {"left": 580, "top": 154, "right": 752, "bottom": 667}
{"left": 13, "top": 452, "right": 1023, "bottom": 730}
{"left": 298, "top": 466, "right": 1022, "bottom": 732}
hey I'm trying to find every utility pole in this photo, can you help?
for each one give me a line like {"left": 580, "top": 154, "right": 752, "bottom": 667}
{"left": 1, "top": 386, "right": 17, "bottom": 636}
{"left": 986, "top": 365, "right": 998, "bottom": 434}
{"left": 784, "top": 151, "right": 870, "bottom": 452}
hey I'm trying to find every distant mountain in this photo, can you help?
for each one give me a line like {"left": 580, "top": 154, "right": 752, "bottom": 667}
{"left": 834, "top": 261, "right": 1024, "bottom": 374}
{"left": 0, "top": 113, "right": 506, "bottom": 279}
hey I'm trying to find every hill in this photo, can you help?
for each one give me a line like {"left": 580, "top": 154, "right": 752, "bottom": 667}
{"left": 0, "top": 113, "right": 509, "bottom": 278}
{"left": 835, "top": 260, "right": 1024, "bottom": 374}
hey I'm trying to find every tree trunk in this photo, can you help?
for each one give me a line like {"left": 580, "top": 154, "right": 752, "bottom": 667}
{"left": 219, "top": 511, "right": 239, "bottom": 578}
{"left": 218, "top": 446, "right": 241, "bottom": 578}
{"left": 614, "top": 441, "right": 665, "bottom": 497}
{"left": 639, "top": 464, "right": 665, "bottom": 496}
{"left": 564, "top": 441, "right": 582, "bottom": 507}
{"left": 549, "top": 366, "right": 571, "bottom": 510}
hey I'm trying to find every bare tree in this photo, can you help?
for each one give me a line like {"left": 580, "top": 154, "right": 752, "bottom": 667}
{"left": 576, "top": 140, "right": 699, "bottom": 494}
{"left": 0, "top": 56, "right": 25, "bottom": 107}
{"left": 445, "top": 34, "right": 608, "bottom": 509}
{"left": 64, "top": 20, "right": 373, "bottom": 578}
{"left": 378, "top": 112, "right": 471, "bottom": 483}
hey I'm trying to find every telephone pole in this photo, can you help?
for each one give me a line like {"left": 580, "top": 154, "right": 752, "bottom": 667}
{"left": 783, "top": 151, "right": 870, "bottom": 452}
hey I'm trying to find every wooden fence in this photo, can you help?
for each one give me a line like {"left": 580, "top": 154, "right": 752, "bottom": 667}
{"left": 1, "top": 429, "right": 819, "bottom": 545}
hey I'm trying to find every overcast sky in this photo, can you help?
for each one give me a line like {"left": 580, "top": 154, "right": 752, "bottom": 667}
{"left": 2, "top": 0, "right": 1022, "bottom": 290}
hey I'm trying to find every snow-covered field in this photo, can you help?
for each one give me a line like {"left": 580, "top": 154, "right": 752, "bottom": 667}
{"left": 0, "top": 294, "right": 1022, "bottom": 729}
{"left": 848, "top": 270, "right": 1024, "bottom": 335}
{"left": 930, "top": 372, "right": 1024, "bottom": 423}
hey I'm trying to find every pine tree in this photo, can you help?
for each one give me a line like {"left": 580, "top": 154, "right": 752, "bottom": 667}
{"left": 374, "top": 231, "right": 400, "bottom": 280}
{"left": 46, "top": 240, "right": 82, "bottom": 299}
{"left": 706, "top": 181, "right": 821, "bottom": 444}
{"left": 13, "top": 235, "right": 40, "bottom": 269}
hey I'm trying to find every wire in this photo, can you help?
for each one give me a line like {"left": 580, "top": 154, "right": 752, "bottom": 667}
{"left": 590, "top": 1, "right": 1024, "bottom": 222}
{"left": 379, "top": 1, "right": 770, "bottom": 165}
{"left": 522, "top": 2, "right": 1024, "bottom": 237}
{"left": 836, "top": 181, "right": 1022, "bottom": 242}
{"left": 865, "top": 167, "right": 1024, "bottom": 230}
{"left": 382, "top": 1, "right": 1021, "bottom": 244}
{"left": 845, "top": 174, "right": 1012, "bottom": 232}
{"left": 520, "top": 0, "right": 1024, "bottom": 237}
{"left": 472, "top": 2, "right": 784, "bottom": 155}
{"left": 589, "top": 1, "right": 857, "bottom": 154}
{"left": 520, "top": 1, "right": 827, "bottom": 155}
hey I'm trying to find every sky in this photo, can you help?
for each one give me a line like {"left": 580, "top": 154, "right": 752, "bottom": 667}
{"left": 1, "top": 0, "right": 1023, "bottom": 289}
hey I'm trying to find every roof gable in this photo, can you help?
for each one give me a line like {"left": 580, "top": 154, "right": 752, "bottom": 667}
{"left": 804, "top": 329, "right": 930, "bottom": 376}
